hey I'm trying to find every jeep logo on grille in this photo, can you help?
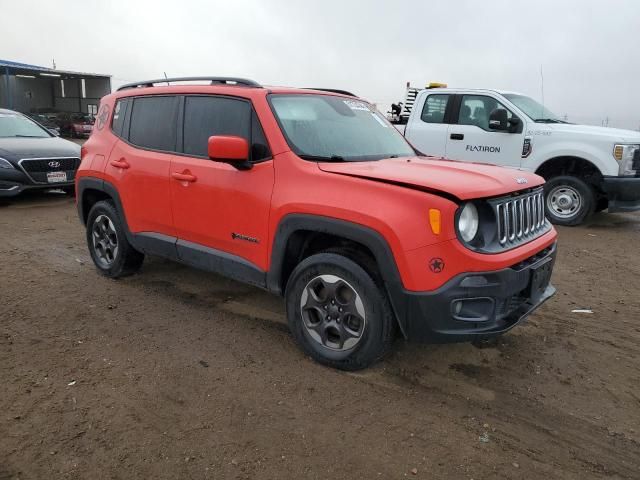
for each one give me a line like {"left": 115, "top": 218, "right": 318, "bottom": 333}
{"left": 48, "top": 161, "right": 61, "bottom": 168}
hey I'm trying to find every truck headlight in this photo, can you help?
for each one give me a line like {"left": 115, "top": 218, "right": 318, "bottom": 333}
{"left": 613, "top": 144, "right": 639, "bottom": 176}
{"left": 0, "top": 158, "right": 15, "bottom": 169}
{"left": 458, "top": 202, "right": 479, "bottom": 242}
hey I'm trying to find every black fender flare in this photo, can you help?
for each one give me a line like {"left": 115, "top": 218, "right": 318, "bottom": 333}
{"left": 77, "top": 176, "right": 139, "bottom": 249}
{"left": 267, "top": 214, "right": 409, "bottom": 338}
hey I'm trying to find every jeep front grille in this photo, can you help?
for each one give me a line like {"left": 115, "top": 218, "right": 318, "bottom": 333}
{"left": 494, "top": 188, "right": 546, "bottom": 247}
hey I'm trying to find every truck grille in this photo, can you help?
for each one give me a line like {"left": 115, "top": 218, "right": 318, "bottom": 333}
{"left": 494, "top": 188, "right": 546, "bottom": 247}
{"left": 18, "top": 157, "right": 80, "bottom": 184}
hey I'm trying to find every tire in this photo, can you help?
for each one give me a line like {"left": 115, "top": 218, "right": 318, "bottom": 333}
{"left": 544, "top": 175, "right": 595, "bottom": 226}
{"left": 285, "top": 253, "right": 395, "bottom": 371}
{"left": 86, "top": 200, "right": 144, "bottom": 278}
{"left": 62, "top": 186, "right": 75, "bottom": 196}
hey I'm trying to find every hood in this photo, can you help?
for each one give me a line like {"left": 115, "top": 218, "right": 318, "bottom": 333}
{"left": 0, "top": 136, "right": 81, "bottom": 163}
{"left": 317, "top": 156, "right": 543, "bottom": 200}
{"left": 546, "top": 123, "right": 640, "bottom": 143}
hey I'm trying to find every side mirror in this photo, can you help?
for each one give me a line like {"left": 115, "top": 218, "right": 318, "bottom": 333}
{"left": 208, "top": 135, "right": 251, "bottom": 170}
{"left": 507, "top": 116, "right": 522, "bottom": 133}
{"left": 488, "top": 108, "right": 508, "bottom": 131}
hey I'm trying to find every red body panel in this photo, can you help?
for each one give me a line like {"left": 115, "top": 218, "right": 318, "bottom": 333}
{"left": 77, "top": 85, "right": 558, "bottom": 293}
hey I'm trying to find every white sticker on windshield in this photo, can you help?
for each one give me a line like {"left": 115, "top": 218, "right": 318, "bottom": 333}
{"left": 371, "top": 112, "right": 389, "bottom": 128}
{"left": 343, "top": 100, "right": 370, "bottom": 112}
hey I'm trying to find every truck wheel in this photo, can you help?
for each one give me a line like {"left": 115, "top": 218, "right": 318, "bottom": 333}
{"left": 86, "top": 200, "right": 144, "bottom": 278}
{"left": 544, "top": 176, "right": 595, "bottom": 226}
{"left": 285, "top": 253, "right": 395, "bottom": 371}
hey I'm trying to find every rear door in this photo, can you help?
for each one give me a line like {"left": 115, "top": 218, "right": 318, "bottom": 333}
{"left": 104, "top": 95, "right": 178, "bottom": 237}
{"left": 404, "top": 92, "right": 453, "bottom": 157}
{"left": 170, "top": 95, "right": 274, "bottom": 271}
{"left": 445, "top": 94, "right": 524, "bottom": 168}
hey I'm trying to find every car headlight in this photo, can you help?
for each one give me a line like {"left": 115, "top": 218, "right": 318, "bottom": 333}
{"left": 0, "top": 157, "right": 15, "bottom": 169}
{"left": 458, "top": 202, "right": 479, "bottom": 242}
{"left": 613, "top": 144, "right": 639, "bottom": 176}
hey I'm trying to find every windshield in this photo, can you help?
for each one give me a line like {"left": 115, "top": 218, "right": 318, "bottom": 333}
{"left": 503, "top": 94, "right": 562, "bottom": 122}
{"left": 270, "top": 94, "right": 415, "bottom": 161}
{"left": 0, "top": 112, "right": 51, "bottom": 138}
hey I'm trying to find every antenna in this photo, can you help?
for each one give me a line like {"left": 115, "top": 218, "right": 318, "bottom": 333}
{"left": 540, "top": 65, "right": 545, "bottom": 118}
{"left": 163, "top": 72, "right": 169, "bottom": 86}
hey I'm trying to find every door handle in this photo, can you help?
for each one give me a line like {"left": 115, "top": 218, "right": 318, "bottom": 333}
{"left": 450, "top": 133, "right": 464, "bottom": 140}
{"left": 171, "top": 171, "right": 197, "bottom": 183}
{"left": 110, "top": 158, "right": 130, "bottom": 169}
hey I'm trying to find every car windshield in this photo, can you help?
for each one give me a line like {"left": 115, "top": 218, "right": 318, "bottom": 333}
{"left": 270, "top": 94, "right": 415, "bottom": 161}
{"left": 503, "top": 94, "right": 564, "bottom": 123}
{"left": 0, "top": 112, "right": 50, "bottom": 138}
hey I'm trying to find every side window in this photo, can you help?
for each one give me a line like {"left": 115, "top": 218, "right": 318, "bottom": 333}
{"left": 111, "top": 98, "right": 129, "bottom": 137}
{"left": 251, "top": 110, "right": 271, "bottom": 162}
{"left": 183, "top": 96, "right": 251, "bottom": 157}
{"left": 420, "top": 94, "right": 450, "bottom": 124}
{"left": 458, "top": 95, "right": 513, "bottom": 131}
{"left": 128, "top": 96, "right": 178, "bottom": 151}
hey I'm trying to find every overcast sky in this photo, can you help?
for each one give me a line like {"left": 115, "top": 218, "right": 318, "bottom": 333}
{"left": 3, "top": 0, "right": 639, "bottom": 129}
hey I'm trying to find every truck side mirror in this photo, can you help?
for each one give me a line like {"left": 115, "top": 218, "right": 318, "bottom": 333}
{"left": 488, "top": 108, "right": 508, "bottom": 131}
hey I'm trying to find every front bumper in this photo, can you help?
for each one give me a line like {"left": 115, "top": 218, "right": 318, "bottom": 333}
{"left": 394, "top": 243, "right": 557, "bottom": 343}
{"left": 0, "top": 167, "right": 74, "bottom": 197}
{"left": 602, "top": 176, "right": 640, "bottom": 213}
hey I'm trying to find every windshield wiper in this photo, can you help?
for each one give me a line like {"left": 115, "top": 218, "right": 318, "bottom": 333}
{"left": 298, "top": 154, "right": 346, "bottom": 162}
{"left": 13, "top": 134, "right": 46, "bottom": 138}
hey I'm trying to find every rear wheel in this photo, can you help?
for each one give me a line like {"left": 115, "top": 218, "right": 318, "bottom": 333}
{"left": 544, "top": 175, "right": 595, "bottom": 226}
{"left": 285, "top": 253, "right": 395, "bottom": 370}
{"left": 86, "top": 200, "right": 144, "bottom": 278}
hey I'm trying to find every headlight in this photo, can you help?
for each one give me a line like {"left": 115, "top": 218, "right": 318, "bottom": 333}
{"left": 458, "top": 202, "right": 479, "bottom": 242}
{"left": 0, "top": 157, "right": 15, "bottom": 169}
{"left": 613, "top": 144, "right": 639, "bottom": 176}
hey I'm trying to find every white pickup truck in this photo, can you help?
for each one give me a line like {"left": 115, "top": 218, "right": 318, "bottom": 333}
{"left": 392, "top": 85, "right": 640, "bottom": 225}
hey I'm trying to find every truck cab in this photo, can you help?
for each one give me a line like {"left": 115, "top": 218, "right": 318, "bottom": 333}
{"left": 398, "top": 85, "right": 640, "bottom": 225}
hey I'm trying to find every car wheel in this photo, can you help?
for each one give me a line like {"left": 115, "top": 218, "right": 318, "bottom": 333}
{"left": 544, "top": 175, "right": 595, "bottom": 226}
{"left": 285, "top": 253, "right": 395, "bottom": 371}
{"left": 86, "top": 200, "right": 144, "bottom": 278}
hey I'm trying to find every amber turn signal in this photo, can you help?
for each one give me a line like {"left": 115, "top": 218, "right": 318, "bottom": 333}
{"left": 429, "top": 209, "right": 441, "bottom": 234}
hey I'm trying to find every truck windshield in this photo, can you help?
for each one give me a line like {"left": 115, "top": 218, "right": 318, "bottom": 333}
{"left": 270, "top": 94, "right": 415, "bottom": 161}
{"left": 503, "top": 94, "right": 564, "bottom": 123}
{"left": 0, "top": 112, "right": 51, "bottom": 138}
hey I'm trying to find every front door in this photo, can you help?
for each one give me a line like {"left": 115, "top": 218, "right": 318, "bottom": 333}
{"left": 169, "top": 96, "right": 274, "bottom": 271}
{"left": 445, "top": 94, "right": 524, "bottom": 168}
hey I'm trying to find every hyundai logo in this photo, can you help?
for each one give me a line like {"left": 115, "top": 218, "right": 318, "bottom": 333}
{"left": 48, "top": 161, "right": 61, "bottom": 168}
{"left": 516, "top": 177, "right": 528, "bottom": 184}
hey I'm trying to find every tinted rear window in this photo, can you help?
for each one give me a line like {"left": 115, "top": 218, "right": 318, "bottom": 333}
{"left": 129, "top": 96, "right": 178, "bottom": 151}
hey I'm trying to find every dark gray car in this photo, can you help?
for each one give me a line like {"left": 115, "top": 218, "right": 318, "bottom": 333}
{"left": 0, "top": 108, "right": 81, "bottom": 197}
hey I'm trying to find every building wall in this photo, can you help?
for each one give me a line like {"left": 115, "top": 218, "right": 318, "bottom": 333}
{"left": 0, "top": 75, "right": 55, "bottom": 112}
{"left": 0, "top": 72, "right": 111, "bottom": 114}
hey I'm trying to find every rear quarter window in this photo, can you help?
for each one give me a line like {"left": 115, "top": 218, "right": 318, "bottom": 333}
{"left": 111, "top": 98, "right": 130, "bottom": 137}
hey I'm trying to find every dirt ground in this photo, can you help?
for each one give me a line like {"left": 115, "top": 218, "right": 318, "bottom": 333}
{"left": 1, "top": 190, "right": 639, "bottom": 480}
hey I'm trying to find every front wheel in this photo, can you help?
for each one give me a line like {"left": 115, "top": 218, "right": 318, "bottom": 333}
{"left": 285, "top": 253, "right": 395, "bottom": 371}
{"left": 544, "top": 175, "right": 595, "bottom": 226}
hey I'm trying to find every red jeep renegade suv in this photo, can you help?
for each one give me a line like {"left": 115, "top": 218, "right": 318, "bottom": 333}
{"left": 77, "top": 77, "right": 557, "bottom": 370}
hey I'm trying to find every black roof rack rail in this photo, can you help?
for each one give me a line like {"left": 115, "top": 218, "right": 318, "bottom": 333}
{"left": 304, "top": 88, "right": 357, "bottom": 97}
{"left": 117, "top": 77, "right": 261, "bottom": 91}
